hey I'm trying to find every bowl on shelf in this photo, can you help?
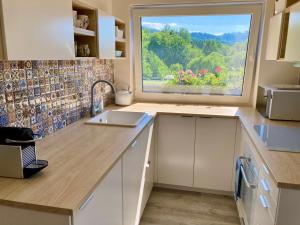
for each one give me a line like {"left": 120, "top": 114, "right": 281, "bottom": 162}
{"left": 116, "top": 30, "right": 124, "bottom": 39}
{"left": 115, "top": 50, "right": 123, "bottom": 57}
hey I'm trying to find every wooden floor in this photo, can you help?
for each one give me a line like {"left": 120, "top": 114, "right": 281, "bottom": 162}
{"left": 140, "top": 187, "right": 240, "bottom": 225}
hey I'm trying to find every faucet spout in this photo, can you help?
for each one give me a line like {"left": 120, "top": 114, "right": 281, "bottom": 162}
{"left": 90, "top": 80, "right": 116, "bottom": 117}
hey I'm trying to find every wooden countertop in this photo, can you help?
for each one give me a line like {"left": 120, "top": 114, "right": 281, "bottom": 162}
{"left": 1, "top": 102, "right": 300, "bottom": 215}
{"left": 0, "top": 112, "right": 153, "bottom": 215}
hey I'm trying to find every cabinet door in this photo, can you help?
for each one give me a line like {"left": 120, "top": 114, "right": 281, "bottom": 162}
{"left": 140, "top": 124, "right": 155, "bottom": 217}
{"left": 74, "top": 160, "right": 122, "bottom": 225}
{"left": 252, "top": 192, "right": 274, "bottom": 225}
{"left": 98, "top": 10, "right": 115, "bottom": 59}
{"left": 1, "top": 0, "right": 75, "bottom": 60}
{"left": 157, "top": 115, "right": 195, "bottom": 187}
{"left": 123, "top": 125, "right": 150, "bottom": 225}
{"left": 285, "top": 1, "right": 300, "bottom": 61}
{"left": 194, "top": 118, "right": 236, "bottom": 191}
{"left": 266, "top": 13, "right": 283, "bottom": 60}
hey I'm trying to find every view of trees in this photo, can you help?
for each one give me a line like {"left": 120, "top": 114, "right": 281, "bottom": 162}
{"left": 141, "top": 24, "right": 250, "bottom": 96}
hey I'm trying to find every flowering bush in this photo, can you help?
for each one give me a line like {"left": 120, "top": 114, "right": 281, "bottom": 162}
{"left": 169, "top": 67, "right": 226, "bottom": 87}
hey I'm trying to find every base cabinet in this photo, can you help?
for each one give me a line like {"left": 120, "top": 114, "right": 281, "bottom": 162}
{"left": 73, "top": 159, "right": 123, "bottom": 225}
{"left": 194, "top": 117, "right": 237, "bottom": 191}
{"left": 0, "top": 121, "right": 153, "bottom": 225}
{"left": 157, "top": 115, "right": 195, "bottom": 187}
{"left": 123, "top": 124, "right": 152, "bottom": 225}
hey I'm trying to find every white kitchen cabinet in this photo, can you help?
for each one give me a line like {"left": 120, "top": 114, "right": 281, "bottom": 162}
{"left": 0, "top": 0, "right": 75, "bottom": 60}
{"left": 157, "top": 115, "right": 195, "bottom": 187}
{"left": 140, "top": 123, "right": 155, "bottom": 217}
{"left": 98, "top": 10, "right": 115, "bottom": 59}
{"left": 252, "top": 192, "right": 274, "bottom": 225}
{"left": 97, "top": 12, "right": 126, "bottom": 59}
{"left": 194, "top": 117, "right": 237, "bottom": 191}
{"left": 73, "top": 159, "right": 123, "bottom": 225}
{"left": 266, "top": 13, "right": 285, "bottom": 60}
{"left": 285, "top": 1, "right": 300, "bottom": 61}
{"left": 123, "top": 124, "right": 151, "bottom": 225}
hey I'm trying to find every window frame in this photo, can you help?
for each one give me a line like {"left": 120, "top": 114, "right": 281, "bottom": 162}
{"left": 131, "top": 2, "right": 263, "bottom": 105}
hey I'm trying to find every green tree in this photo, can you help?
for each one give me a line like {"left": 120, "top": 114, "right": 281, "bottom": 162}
{"left": 148, "top": 26, "right": 192, "bottom": 69}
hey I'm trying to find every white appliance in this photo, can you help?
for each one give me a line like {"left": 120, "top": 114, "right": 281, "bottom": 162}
{"left": 256, "top": 84, "right": 300, "bottom": 121}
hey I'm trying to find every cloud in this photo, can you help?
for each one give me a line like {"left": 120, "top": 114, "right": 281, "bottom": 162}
{"left": 142, "top": 22, "right": 177, "bottom": 30}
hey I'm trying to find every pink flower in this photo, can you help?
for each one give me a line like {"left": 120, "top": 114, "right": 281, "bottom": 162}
{"left": 215, "top": 66, "right": 222, "bottom": 74}
{"left": 199, "top": 69, "right": 208, "bottom": 76}
{"left": 178, "top": 70, "right": 185, "bottom": 76}
{"left": 187, "top": 69, "right": 193, "bottom": 75}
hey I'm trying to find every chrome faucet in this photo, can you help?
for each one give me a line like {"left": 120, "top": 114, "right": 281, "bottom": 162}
{"left": 90, "top": 80, "right": 116, "bottom": 117}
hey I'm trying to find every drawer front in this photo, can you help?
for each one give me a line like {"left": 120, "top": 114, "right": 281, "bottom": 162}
{"left": 260, "top": 164, "right": 279, "bottom": 203}
{"left": 258, "top": 179, "right": 277, "bottom": 222}
{"left": 253, "top": 191, "right": 275, "bottom": 225}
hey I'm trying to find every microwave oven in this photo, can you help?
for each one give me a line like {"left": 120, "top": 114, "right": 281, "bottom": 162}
{"left": 256, "top": 85, "right": 300, "bottom": 121}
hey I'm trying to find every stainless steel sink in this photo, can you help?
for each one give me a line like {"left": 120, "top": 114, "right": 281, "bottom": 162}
{"left": 86, "top": 110, "right": 148, "bottom": 127}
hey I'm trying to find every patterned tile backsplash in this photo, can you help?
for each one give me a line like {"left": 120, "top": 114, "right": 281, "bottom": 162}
{"left": 0, "top": 59, "right": 114, "bottom": 138}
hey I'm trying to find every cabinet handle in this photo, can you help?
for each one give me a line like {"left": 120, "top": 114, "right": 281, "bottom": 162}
{"left": 261, "top": 179, "right": 270, "bottom": 192}
{"left": 79, "top": 193, "right": 95, "bottom": 210}
{"left": 131, "top": 140, "right": 138, "bottom": 148}
{"left": 146, "top": 161, "right": 151, "bottom": 168}
{"left": 259, "top": 194, "right": 269, "bottom": 209}
{"left": 263, "top": 164, "right": 270, "bottom": 175}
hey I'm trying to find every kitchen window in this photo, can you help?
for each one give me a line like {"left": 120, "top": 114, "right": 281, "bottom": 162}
{"left": 132, "top": 3, "right": 263, "bottom": 104}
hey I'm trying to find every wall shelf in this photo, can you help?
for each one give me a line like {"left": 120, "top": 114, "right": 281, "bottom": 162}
{"left": 116, "top": 38, "right": 126, "bottom": 43}
{"left": 74, "top": 27, "right": 96, "bottom": 37}
{"left": 115, "top": 18, "right": 126, "bottom": 59}
{"left": 72, "top": 0, "right": 98, "bottom": 58}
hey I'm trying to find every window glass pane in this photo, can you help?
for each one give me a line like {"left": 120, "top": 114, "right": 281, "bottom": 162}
{"left": 141, "top": 15, "right": 252, "bottom": 96}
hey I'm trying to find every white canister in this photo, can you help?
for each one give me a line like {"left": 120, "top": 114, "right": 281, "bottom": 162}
{"left": 115, "top": 90, "right": 133, "bottom": 106}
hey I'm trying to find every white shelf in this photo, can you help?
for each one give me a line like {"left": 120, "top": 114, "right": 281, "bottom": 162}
{"left": 116, "top": 38, "right": 126, "bottom": 43}
{"left": 74, "top": 27, "right": 96, "bottom": 37}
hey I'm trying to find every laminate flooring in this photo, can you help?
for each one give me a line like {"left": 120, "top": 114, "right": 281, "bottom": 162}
{"left": 140, "top": 187, "right": 240, "bottom": 225}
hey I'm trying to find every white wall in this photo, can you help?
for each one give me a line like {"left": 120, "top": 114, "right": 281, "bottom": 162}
{"left": 82, "top": 0, "right": 112, "bottom": 13}
{"left": 112, "top": 0, "right": 299, "bottom": 106}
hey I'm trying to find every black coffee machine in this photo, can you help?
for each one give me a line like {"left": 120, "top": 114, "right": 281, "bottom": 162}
{"left": 0, "top": 127, "right": 48, "bottom": 178}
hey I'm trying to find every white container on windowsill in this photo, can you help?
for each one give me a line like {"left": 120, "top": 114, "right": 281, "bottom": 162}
{"left": 115, "top": 90, "right": 133, "bottom": 106}
{"left": 115, "top": 83, "right": 133, "bottom": 106}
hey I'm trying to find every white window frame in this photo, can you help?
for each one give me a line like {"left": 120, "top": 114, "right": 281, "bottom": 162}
{"left": 132, "top": 2, "right": 263, "bottom": 105}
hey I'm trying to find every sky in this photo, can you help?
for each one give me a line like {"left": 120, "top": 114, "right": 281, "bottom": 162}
{"left": 141, "top": 15, "right": 251, "bottom": 35}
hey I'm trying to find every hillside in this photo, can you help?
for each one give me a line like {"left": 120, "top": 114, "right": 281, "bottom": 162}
{"left": 191, "top": 32, "right": 249, "bottom": 45}
{"left": 142, "top": 26, "right": 249, "bottom": 45}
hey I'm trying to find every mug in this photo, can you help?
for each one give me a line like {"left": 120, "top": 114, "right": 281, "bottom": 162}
{"left": 77, "top": 44, "right": 90, "bottom": 57}
{"left": 76, "top": 19, "right": 83, "bottom": 29}
{"left": 78, "top": 15, "right": 89, "bottom": 29}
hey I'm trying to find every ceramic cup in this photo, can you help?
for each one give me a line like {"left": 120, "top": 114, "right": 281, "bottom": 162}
{"left": 78, "top": 44, "right": 90, "bottom": 57}
{"left": 75, "top": 19, "right": 83, "bottom": 29}
{"left": 78, "top": 15, "right": 89, "bottom": 29}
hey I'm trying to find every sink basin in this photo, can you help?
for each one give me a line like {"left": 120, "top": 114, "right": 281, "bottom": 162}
{"left": 86, "top": 110, "right": 148, "bottom": 127}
